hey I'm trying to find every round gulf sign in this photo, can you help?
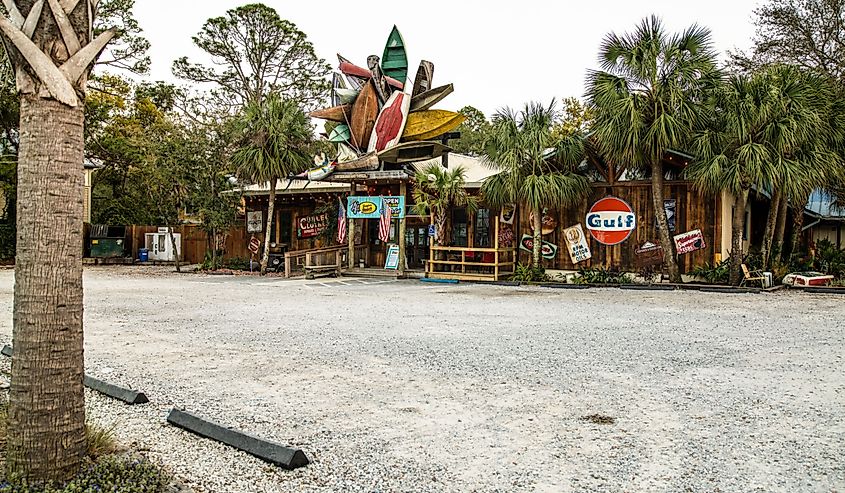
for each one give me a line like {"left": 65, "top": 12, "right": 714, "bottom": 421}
{"left": 586, "top": 197, "right": 637, "bottom": 245}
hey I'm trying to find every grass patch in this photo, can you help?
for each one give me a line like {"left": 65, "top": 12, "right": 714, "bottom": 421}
{"left": 581, "top": 414, "right": 616, "bottom": 425}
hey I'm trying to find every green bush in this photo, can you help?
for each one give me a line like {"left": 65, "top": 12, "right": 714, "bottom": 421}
{"left": 690, "top": 260, "right": 731, "bottom": 284}
{"left": 0, "top": 224, "right": 14, "bottom": 262}
{"left": 0, "top": 456, "right": 170, "bottom": 493}
{"left": 511, "top": 263, "right": 549, "bottom": 282}
{"left": 813, "top": 239, "right": 845, "bottom": 279}
{"left": 573, "top": 267, "right": 634, "bottom": 285}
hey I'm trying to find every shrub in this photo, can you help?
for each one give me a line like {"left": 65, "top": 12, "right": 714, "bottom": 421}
{"left": 511, "top": 263, "right": 549, "bottom": 282}
{"left": 573, "top": 267, "right": 634, "bottom": 285}
{"left": 1, "top": 456, "right": 170, "bottom": 492}
{"left": 690, "top": 260, "right": 731, "bottom": 284}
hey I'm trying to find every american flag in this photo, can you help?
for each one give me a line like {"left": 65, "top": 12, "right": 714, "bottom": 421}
{"left": 378, "top": 197, "right": 392, "bottom": 242}
{"left": 337, "top": 198, "right": 347, "bottom": 244}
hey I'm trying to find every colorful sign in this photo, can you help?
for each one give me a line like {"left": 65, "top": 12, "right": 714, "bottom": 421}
{"left": 347, "top": 196, "right": 406, "bottom": 219}
{"left": 246, "top": 211, "right": 263, "bottom": 233}
{"left": 519, "top": 235, "right": 558, "bottom": 260}
{"left": 500, "top": 204, "right": 516, "bottom": 225}
{"left": 586, "top": 196, "right": 637, "bottom": 246}
{"left": 297, "top": 213, "right": 328, "bottom": 239}
{"left": 635, "top": 242, "right": 665, "bottom": 268}
{"left": 384, "top": 244, "right": 401, "bottom": 270}
{"left": 563, "top": 224, "right": 592, "bottom": 264}
{"left": 674, "top": 229, "right": 706, "bottom": 255}
{"left": 530, "top": 209, "right": 559, "bottom": 235}
{"left": 248, "top": 236, "right": 260, "bottom": 255}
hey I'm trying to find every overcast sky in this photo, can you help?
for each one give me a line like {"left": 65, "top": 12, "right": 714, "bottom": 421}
{"left": 133, "top": 1, "right": 761, "bottom": 117}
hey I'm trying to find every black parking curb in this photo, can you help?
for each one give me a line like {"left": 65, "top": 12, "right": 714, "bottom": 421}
{"left": 799, "top": 286, "right": 845, "bottom": 295}
{"left": 166, "top": 408, "right": 309, "bottom": 470}
{"left": 539, "top": 283, "right": 589, "bottom": 289}
{"left": 699, "top": 287, "right": 761, "bottom": 294}
{"left": 620, "top": 284, "right": 677, "bottom": 291}
{"left": 1, "top": 344, "right": 148, "bottom": 404}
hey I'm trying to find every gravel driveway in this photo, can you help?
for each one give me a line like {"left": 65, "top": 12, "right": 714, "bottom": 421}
{"left": 0, "top": 267, "right": 843, "bottom": 492}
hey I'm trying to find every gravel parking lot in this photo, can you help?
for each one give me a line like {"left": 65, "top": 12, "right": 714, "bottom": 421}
{"left": 0, "top": 267, "right": 843, "bottom": 492}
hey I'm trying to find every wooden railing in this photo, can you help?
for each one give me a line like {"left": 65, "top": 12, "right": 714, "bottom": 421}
{"left": 427, "top": 246, "right": 516, "bottom": 282}
{"left": 284, "top": 244, "right": 368, "bottom": 278}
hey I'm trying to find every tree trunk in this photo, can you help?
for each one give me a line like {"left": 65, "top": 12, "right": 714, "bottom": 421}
{"left": 651, "top": 161, "right": 681, "bottom": 282}
{"left": 729, "top": 189, "right": 749, "bottom": 286}
{"left": 532, "top": 207, "right": 543, "bottom": 268}
{"left": 8, "top": 96, "right": 87, "bottom": 482}
{"left": 788, "top": 191, "right": 810, "bottom": 259}
{"left": 761, "top": 188, "right": 782, "bottom": 269}
{"left": 773, "top": 193, "right": 789, "bottom": 262}
{"left": 260, "top": 177, "right": 277, "bottom": 275}
{"left": 168, "top": 225, "right": 181, "bottom": 273}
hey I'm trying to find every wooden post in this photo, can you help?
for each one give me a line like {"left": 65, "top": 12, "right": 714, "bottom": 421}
{"left": 494, "top": 215, "right": 500, "bottom": 281}
{"left": 348, "top": 182, "right": 355, "bottom": 271}
{"left": 398, "top": 182, "right": 407, "bottom": 278}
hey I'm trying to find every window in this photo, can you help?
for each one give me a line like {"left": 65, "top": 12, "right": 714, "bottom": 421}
{"left": 475, "top": 209, "right": 491, "bottom": 247}
{"left": 452, "top": 208, "right": 468, "bottom": 247}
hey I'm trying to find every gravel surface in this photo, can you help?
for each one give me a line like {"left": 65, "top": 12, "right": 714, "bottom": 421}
{"left": 0, "top": 266, "right": 843, "bottom": 492}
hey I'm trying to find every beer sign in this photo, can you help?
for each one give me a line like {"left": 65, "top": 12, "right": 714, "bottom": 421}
{"left": 674, "top": 229, "right": 706, "bottom": 255}
{"left": 586, "top": 196, "right": 637, "bottom": 246}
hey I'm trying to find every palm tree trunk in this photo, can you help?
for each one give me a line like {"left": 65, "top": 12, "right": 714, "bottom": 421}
{"left": 773, "top": 194, "right": 789, "bottom": 261}
{"left": 651, "top": 161, "right": 681, "bottom": 282}
{"left": 761, "top": 188, "right": 782, "bottom": 269}
{"left": 729, "top": 189, "right": 749, "bottom": 286}
{"left": 532, "top": 208, "right": 543, "bottom": 267}
{"left": 8, "top": 96, "right": 87, "bottom": 481}
{"left": 788, "top": 191, "right": 810, "bottom": 259}
{"left": 260, "top": 177, "right": 277, "bottom": 275}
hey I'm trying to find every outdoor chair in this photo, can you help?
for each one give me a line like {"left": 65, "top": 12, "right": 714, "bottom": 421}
{"left": 740, "top": 264, "right": 766, "bottom": 287}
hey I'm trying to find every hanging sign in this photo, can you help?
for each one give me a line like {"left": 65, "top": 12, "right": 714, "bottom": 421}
{"left": 674, "top": 229, "right": 706, "bottom": 255}
{"left": 247, "top": 211, "right": 263, "bottom": 233}
{"left": 635, "top": 241, "right": 665, "bottom": 267}
{"left": 384, "top": 244, "right": 400, "bottom": 270}
{"left": 297, "top": 213, "right": 329, "bottom": 239}
{"left": 519, "top": 235, "right": 558, "bottom": 260}
{"left": 586, "top": 196, "right": 637, "bottom": 246}
{"left": 563, "top": 224, "right": 592, "bottom": 264}
{"left": 347, "top": 196, "right": 406, "bottom": 219}
{"left": 500, "top": 204, "right": 516, "bottom": 225}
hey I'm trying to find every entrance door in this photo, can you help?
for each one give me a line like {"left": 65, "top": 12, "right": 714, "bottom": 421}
{"left": 405, "top": 218, "right": 430, "bottom": 270}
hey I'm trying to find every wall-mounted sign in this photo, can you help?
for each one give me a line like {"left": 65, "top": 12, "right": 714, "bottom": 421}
{"left": 384, "top": 244, "right": 400, "bottom": 270}
{"left": 247, "top": 211, "right": 263, "bottom": 233}
{"left": 674, "top": 229, "right": 706, "bottom": 255}
{"left": 530, "top": 209, "right": 558, "bottom": 235}
{"left": 664, "top": 199, "right": 676, "bottom": 232}
{"left": 563, "top": 224, "right": 592, "bottom": 264}
{"left": 499, "top": 225, "right": 515, "bottom": 247}
{"left": 297, "top": 213, "right": 328, "bottom": 239}
{"left": 347, "top": 196, "right": 406, "bottom": 219}
{"left": 519, "top": 235, "right": 558, "bottom": 260}
{"left": 586, "top": 196, "right": 637, "bottom": 246}
{"left": 500, "top": 204, "right": 516, "bottom": 225}
{"left": 635, "top": 241, "right": 665, "bottom": 268}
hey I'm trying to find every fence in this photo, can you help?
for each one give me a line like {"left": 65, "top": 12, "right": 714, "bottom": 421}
{"left": 285, "top": 244, "right": 369, "bottom": 278}
{"left": 427, "top": 246, "right": 516, "bottom": 282}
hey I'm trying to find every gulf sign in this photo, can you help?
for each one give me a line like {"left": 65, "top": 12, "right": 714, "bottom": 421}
{"left": 586, "top": 197, "right": 637, "bottom": 246}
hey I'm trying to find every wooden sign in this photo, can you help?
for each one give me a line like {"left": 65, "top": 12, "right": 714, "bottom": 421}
{"left": 563, "top": 224, "right": 592, "bottom": 264}
{"left": 674, "top": 229, "right": 706, "bottom": 255}
{"left": 297, "top": 213, "right": 329, "bottom": 239}
{"left": 635, "top": 242, "right": 665, "bottom": 268}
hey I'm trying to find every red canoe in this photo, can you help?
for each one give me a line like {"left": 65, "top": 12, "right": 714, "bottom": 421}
{"left": 340, "top": 61, "right": 404, "bottom": 90}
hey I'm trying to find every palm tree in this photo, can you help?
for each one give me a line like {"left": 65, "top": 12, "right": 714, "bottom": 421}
{"left": 232, "top": 95, "right": 313, "bottom": 274}
{"left": 412, "top": 164, "right": 477, "bottom": 247}
{"left": 688, "top": 65, "right": 834, "bottom": 284}
{"left": 586, "top": 16, "right": 719, "bottom": 283}
{"left": 481, "top": 101, "right": 590, "bottom": 267}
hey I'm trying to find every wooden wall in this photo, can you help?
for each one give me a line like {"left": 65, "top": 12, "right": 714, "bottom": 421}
{"left": 511, "top": 181, "right": 718, "bottom": 273}
{"left": 128, "top": 225, "right": 250, "bottom": 264}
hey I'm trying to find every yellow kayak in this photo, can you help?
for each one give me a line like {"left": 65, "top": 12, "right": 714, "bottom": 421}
{"left": 402, "top": 110, "right": 465, "bottom": 141}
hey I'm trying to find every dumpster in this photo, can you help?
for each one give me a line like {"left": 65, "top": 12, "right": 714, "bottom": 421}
{"left": 89, "top": 225, "right": 126, "bottom": 258}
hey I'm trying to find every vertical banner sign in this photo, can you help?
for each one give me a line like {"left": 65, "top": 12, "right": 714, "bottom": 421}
{"left": 247, "top": 211, "right": 263, "bottom": 233}
{"left": 586, "top": 196, "right": 637, "bottom": 246}
{"left": 563, "top": 224, "right": 592, "bottom": 264}
{"left": 673, "top": 229, "right": 706, "bottom": 255}
{"left": 384, "top": 244, "right": 401, "bottom": 270}
{"left": 664, "top": 199, "right": 677, "bottom": 232}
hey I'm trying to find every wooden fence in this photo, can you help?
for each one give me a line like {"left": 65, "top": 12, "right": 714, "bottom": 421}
{"left": 127, "top": 225, "right": 250, "bottom": 265}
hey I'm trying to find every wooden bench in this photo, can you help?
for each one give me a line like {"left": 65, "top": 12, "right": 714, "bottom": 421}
{"left": 304, "top": 264, "right": 339, "bottom": 279}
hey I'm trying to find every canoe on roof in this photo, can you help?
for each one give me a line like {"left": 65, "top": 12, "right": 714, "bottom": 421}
{"left": 310, "top": 104, "right": 352, "bottom": 123}
{"left": 402, "top": 110, "right": 465, "bottom": 141}
{"left": 412, "top": 60, "right": 434, "bottom": 97}
{"left": 340, "top": 61, "right": 404, "bottom": 90}
{"left": 349, "top": 80, "right": 379, "bottom": 150}
{"left": 368, "top": 90, "right": 411, "bottom": 153}
{"left": 381, "top": 26, "right": 408, "bottom": 83}
{"left": 335, "top": 88, "right": 359, "bottom": 104}
{"left": 410, "top": 83, "right": 454, "bottom": 112}
{"left": 328, "top": 123, "right": 351, "bottom": 143}
{"left": 334, "top": 151, "right": 379, "bottom": 172}
{"left": 331, "top": 73, "right": 347, "bottom": 107}
{"left": 337, "top": 54, "right": 364, "bottom": 90}
{"left": 378, "top": 141, "right": 452, "bottom": 164}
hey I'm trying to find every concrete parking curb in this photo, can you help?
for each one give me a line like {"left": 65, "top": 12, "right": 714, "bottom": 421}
{"left": 166, "top": 408, "right": 309, "bottom": 470}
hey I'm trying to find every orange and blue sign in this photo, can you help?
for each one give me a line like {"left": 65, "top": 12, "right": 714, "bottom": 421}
{"left": 347, "top": 196, "right": 406, "bottom": 219}
{"left": 586, "top": 196, "right": 637, "bottom": 246}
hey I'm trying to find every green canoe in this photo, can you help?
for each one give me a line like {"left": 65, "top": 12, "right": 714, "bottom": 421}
{"left": 328, "top": 123, "right": 351, "bottom": 143}
{"left": 381, "top": 25, "right": 408, "bottom": 83}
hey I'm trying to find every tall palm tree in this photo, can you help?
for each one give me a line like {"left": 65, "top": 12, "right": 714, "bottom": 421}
{"left": 412, "top": 164, "right": 477, "bottom": 247}
{"left": 232, "top": 95, "right": 312, "bottom": 274}
{"left": 481, "top": 101, "right": 590, "bottom": 267}
{"left": 1, "top": 0, "right": 118, "bottom": 482}
{"left": 586, "top": 16, "right": 719, "bottom": 283}
{"left": 688, "top": 65, "right": 833, "bottom": 284}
